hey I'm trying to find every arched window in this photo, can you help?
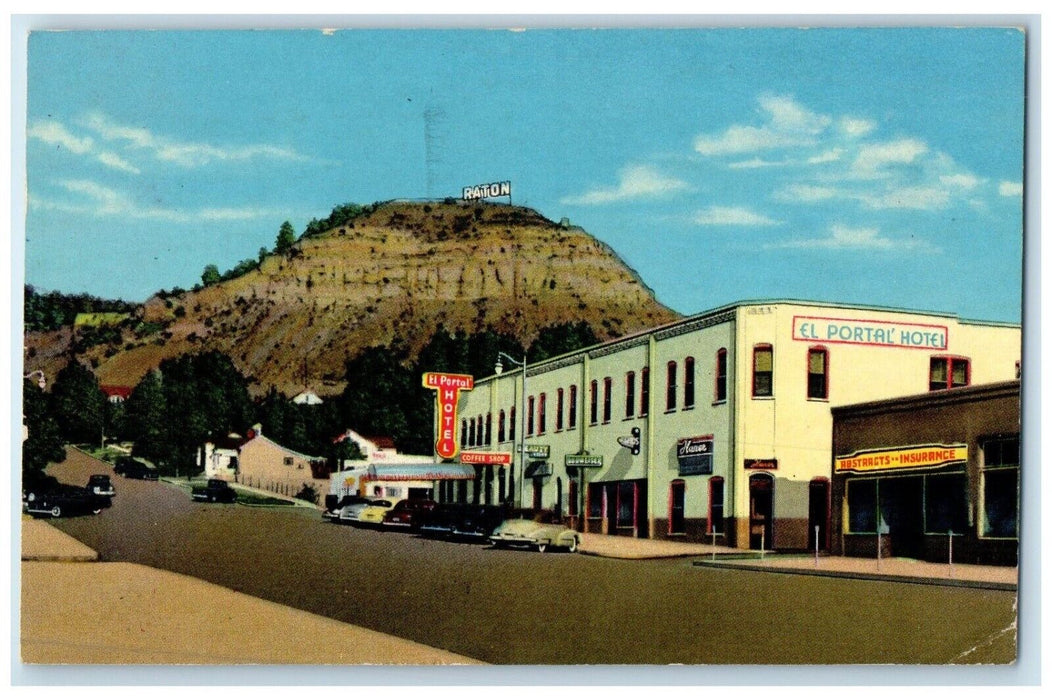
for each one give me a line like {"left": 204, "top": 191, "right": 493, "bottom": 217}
{"left": 538, "top": 393, "right": 547, "bottom": 434}
{"left": 684, "top": 356, "right": 695, "bottom": 408}
{"left": 589, "top": 380, "right": 599, "bottom": 425}
{"left": 568, "top": 385, "right": 578, "bottom": 429}
{"left": 602, "top": 377, "right": 613, "bottom": 423}
{"left": 666, "top": 361, "right": 678, "bottom": 411}
{"left": 640, "top": 367, "right": 650, "bottom": 416}
{"left": 498, "top": 410, "right": 507, "bottom": 443}
{"left": 556, "top": 388, "right": 565, "bottom": 431}
{"left": 527, "top": 396, "right": 535, "bottom": 435}
{"left": 625, "top": 371, "right": 636, "bottom": 418}
{"left": 715, "top": 348, "right": 728, "bottom": 402}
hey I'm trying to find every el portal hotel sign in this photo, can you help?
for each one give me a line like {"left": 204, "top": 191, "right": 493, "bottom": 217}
{"left": 422, "top": 372, "right": 473, "bottom": 460}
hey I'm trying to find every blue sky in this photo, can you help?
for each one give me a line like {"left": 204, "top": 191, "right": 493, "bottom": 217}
{"left": 23, "top": 26, "right": 1025, "bottom": 322}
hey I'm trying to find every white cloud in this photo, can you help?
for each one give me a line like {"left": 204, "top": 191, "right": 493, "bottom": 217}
{"left": 860, "top": 185, "right": 951, "bottom": 211}
{"left": 96, "top": 151, "right": 141, "bottom": 175}
{"left": 693, "top": 206, "right": 779, "bottom": 226}
{"left": 852, "top": 138, "right": 928, "bottom": 175}
{"left": 50, "top": 179, "right": 273, "bottom": 223}
{"left": 561, "top": 165, "right": 688, "bottom": 205}
{"left": 770, "top": 224, "right": 936, "bottom": 252}
{"left": 940, "top": 173, "right": 980, "bottom": 190}
{"left": 728, "top": 157, "right": 792, "bottom": 169}
{"left": 807, "top": 148, "right": 843, "bottom": 164}
{"left": 999, "top": 180, "right": 1023, "bottom": 197}
{"left": 28, "top": 120, "right": 93, "bottom": 154}
{"left": 694, "top": 95, "right": 831, "bottom": 156}
{"left": 82, "top": 111, "right": 308, "bottom": 168}
{"left": 839, "top": 117, "right": 876, "bottom": 138}
{"left": 774, "top": 183, "right": 839, "bottom": 203}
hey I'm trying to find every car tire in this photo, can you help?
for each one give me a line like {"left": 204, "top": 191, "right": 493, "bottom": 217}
{"left": 537, "top": 541, "right": 548, "bottom": 553}
{"left": 567, "top": 537, "right": 579, "bottom": 553}
{"left": 50, "top": 505, "right": 62, "bottom": 518}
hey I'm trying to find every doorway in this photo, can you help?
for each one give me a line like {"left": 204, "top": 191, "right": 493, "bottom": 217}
{"left": 669, "top": 480, "right": 686, "bottom": 534}
{"left": 878, "top": 476, "right": 925, "bottom": 558}
{"left": 808, "top": 479, "right": 829, "bottom": 551}
{"left": 749, "top": 473, "right": 774, "bottom": 550}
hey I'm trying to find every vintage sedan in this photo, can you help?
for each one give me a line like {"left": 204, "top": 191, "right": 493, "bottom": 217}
{"left": 114, "top": 457, "right": 159, "bottom": 480}
{"left": 355, "top": 499, "right": 397, "bottom": 526}
{"left": 23, "top": 485, "right": 105, "bottom": 518}
{"left": 323, "top": 495, "right": 370, "bottom": 522}
{"left": 381, "top": 499, "right": 437, "bottom": 530}
{"left": 489, "top": 517, "right": 581, "bottom": 553}
{"left": 339, "top": 498, "right": 386, "bottom": 524}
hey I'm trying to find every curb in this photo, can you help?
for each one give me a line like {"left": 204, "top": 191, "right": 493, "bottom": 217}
{"left": 691, "top": 560, "right": 1018, "bottom": 591}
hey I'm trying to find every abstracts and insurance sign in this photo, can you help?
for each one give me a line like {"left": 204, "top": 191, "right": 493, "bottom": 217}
{"left": 835, "top": 443, "right": 968, "bottom": 473}
{"left": 793, "top": 315, "right": 949, "bottom": 351}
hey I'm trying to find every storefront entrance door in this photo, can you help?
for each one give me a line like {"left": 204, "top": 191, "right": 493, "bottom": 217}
{"left": 878, "top": 476, "right": 925, "bottom": 558}
{"left": 808, "top": 479, "right": 829, "bottom": 551}
{"left": 749, "top": 474, "right": 774, "bottom": 550}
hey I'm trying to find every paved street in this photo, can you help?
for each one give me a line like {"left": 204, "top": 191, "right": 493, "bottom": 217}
{"left": 38, "top": 450, "right": 1016, "bottom": 665}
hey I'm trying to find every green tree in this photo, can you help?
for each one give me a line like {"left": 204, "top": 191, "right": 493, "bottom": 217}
{"left": 275, "top": 221, "right": 297, "bottom": 256}
{"left": 51, "top": 362, "right": 106, "bottom": 445}
{"left": 21, "top": 378, "right": 66, "bottom": 475}
{"left": 201, "top": 264, "right": 221, "bottom": 286}
{"left": 528, "top": 321, "right": 600, "bottom": 363}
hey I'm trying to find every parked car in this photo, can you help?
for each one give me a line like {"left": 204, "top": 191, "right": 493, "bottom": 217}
{"left": 452, "top": 504, "right": 510, "bottom": 540}
{"left": 191, "top": 478, "right": 238, "bottom": 503}
{"left": 23, "top": 484, "right": 105, "bottom": 518}
{"left": 338, "top": 498, "right": 385, "bottom": 524}
{"left": 382, "top": 499, "right": 438, "bottom": 530}
{"left": 416, "top": 502, "right": 467, "bottom": 537}
{"left": 490, "top": 513, "right": 581, "bottom": 553}
{"left": 114, "top": 457, "right": 159, "bottom": 480}
{"left": 323, "top": 495, "right": 370, "bottom": 522}
{"left": 86, "top": 474, "right": 115, "bottom": 508}
{"left": 355, "top": 499, "right": 397, "bottom": 526}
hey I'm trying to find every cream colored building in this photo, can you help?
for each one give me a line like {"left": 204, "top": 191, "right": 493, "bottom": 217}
{"left": 237, "top": 430, "right": 329, "bottom": 499}
{"left": 453, "top": 299, "right": 1020, "bottom": 550}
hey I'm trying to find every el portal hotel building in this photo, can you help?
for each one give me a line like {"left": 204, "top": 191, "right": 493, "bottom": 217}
{"left": 450, "top": 299, "right": 1021, "bottom": 559}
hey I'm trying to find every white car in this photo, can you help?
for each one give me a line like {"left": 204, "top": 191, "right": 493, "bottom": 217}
{"left": 339, "top": 499, "right": 384, "bottom": 523}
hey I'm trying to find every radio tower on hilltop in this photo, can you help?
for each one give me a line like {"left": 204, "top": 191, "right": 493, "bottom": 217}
{"left": 424, "top": 105, "right": 445, "bottom": 199}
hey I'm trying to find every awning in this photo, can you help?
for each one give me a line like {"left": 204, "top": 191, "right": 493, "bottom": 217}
{"left": 366, "top": 463, "right": 475, "bottom": 481}
{"left": 524, "top": 461, "right": 553, "bottom": 479}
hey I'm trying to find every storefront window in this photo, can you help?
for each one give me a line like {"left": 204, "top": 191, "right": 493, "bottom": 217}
{"left": 982, "top": 436, "right": 1020, "bottom": 538}
{"left": 924, "top": 472, "right": 969, "bottom": 534}
{"left": 847, "top": 479, "right": 877, "bottom": 533}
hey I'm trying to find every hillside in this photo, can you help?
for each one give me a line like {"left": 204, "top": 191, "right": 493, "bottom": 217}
{"left": 24, "top": 200, "right": 681, "bottom": 396}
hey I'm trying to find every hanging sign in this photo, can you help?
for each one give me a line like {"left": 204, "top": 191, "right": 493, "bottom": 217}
{"left": 617, "top": 427, "right": 641, "bottom": 455}
{"left": 422, "top": 372, "right": 474, "bottom": 460}
{"left": 526, "top": 444, "right": 550, "bottom": 459}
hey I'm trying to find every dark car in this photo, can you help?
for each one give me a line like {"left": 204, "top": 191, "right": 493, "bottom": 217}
{"left": 86, "top": 474, "right": 115, "bottom": 508}
{"left": 114, "top": 457, "right": 159, "bottom": 480}
{"left": 191, "top": 478, "right": 238, "bottom": 503}
{"left": 416, "top": 502, "right": 465, "bottom": 537}
{"left": 451, "top": 504, "right": 510, "bottom": 540}
{"left": 381, "top": 499, "right": 438, "bottom": 530}
{"left": 23, "top": 484, "right": 105, "bottom": 518}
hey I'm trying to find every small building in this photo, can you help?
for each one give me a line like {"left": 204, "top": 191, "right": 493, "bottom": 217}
{"left": 237, "top": 428, "right": 328, "bottom": 498}
{"left": 830, "top": 380, "right": 1020, "bottom": 565}
{"left": 202, "top": 434, "right": 247, "bottom": 479}
{"left": 333, "top": 430, "right": 431, "bottom": 465}
{"left": 292, "top": 391, "right": 324, "bottom": 406}
{"left": 328, "top": 463, "right": 475, "bottom": 503}
{"left": 100, "top": 385, "right": 133, "bottom": 403}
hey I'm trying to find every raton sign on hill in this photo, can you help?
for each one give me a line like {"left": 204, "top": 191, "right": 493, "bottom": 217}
{"left": 462, "top": 181, "right": 511, "bottom": 200}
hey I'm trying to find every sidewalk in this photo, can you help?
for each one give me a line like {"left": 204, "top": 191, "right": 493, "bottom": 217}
{"left": 578, "top": 531, "right": 1017, "bottom": 591}
{"left": 19, "top": 516, "right": 482, "bottom": 665}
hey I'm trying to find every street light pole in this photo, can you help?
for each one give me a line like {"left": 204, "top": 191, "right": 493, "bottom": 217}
{"left": 495, "top": 351, "right": 527, "bottom": 510}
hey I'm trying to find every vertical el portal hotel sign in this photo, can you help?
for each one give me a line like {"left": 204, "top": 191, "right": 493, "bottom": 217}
{"left": 793, "top": 315, "right": 948, "bottom": 350}
{"left": 422, "top": 372, "right": 474, "bottom": 460}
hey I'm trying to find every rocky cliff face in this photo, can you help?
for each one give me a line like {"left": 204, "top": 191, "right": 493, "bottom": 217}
{"left": 25, "top": 200, "right": 681, "bottom": 395}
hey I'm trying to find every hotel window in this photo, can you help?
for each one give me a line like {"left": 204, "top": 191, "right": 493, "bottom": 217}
{"left": 527, "top": 397, "right": 535, "bottom": 436}
{"left": 468, "top": 418, "right": 476, "bottom": 447}
{"left": 509, "top": 406, "right": 516, "bottom": 441}
{"left": 478, "top": 415, "right": 484, "bottom": 446}
{"left": 498, "top": 410, "right": 506, "bottom": 443}
{"left": 807, "top": 347, "right": 829, "bottom": 400}
{"left": 485, "top": 413, "right": 492, "bottom": 445}
{"left": 640, "top": 367, "right": 650, "bottom": 416}
{"left": 556, "top": 388, "right": 565, "bottom": 431}
{"left": 752, "top": 345, "right": 773, "bottom": 398}
{"left": 981, "top": 436, "right": 1020, "bottom": 538}
{"left": 929, "top": 356, "right": 970, "bottom": 391}
{"left": 625, "top": 372, "right": 636, "bottom": 418}
{"left": 538, "top": 393, "right": 547, "bottom": 435}
{"left": 603, "top": 377, "right": 613, "bottom": 423}
{"left": 461, "top": 419, "right": 468, "bottom": 448}
{"left": 684, "top": 357, "right": 695, "bottom": 408}
{"left": 715, "top": 349, "right": 728, "bottom": 402}
{"left": 666, "top": 361, "right": 678, "bottom": 411}
{"left": 589, "top": 380, "right": 599, "bottom": 425}
{"left": 708, "top": 477, "right": 725, "bottom": 535}
{"left": 569, "top": 385, "right": 578, "bottom": 429}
